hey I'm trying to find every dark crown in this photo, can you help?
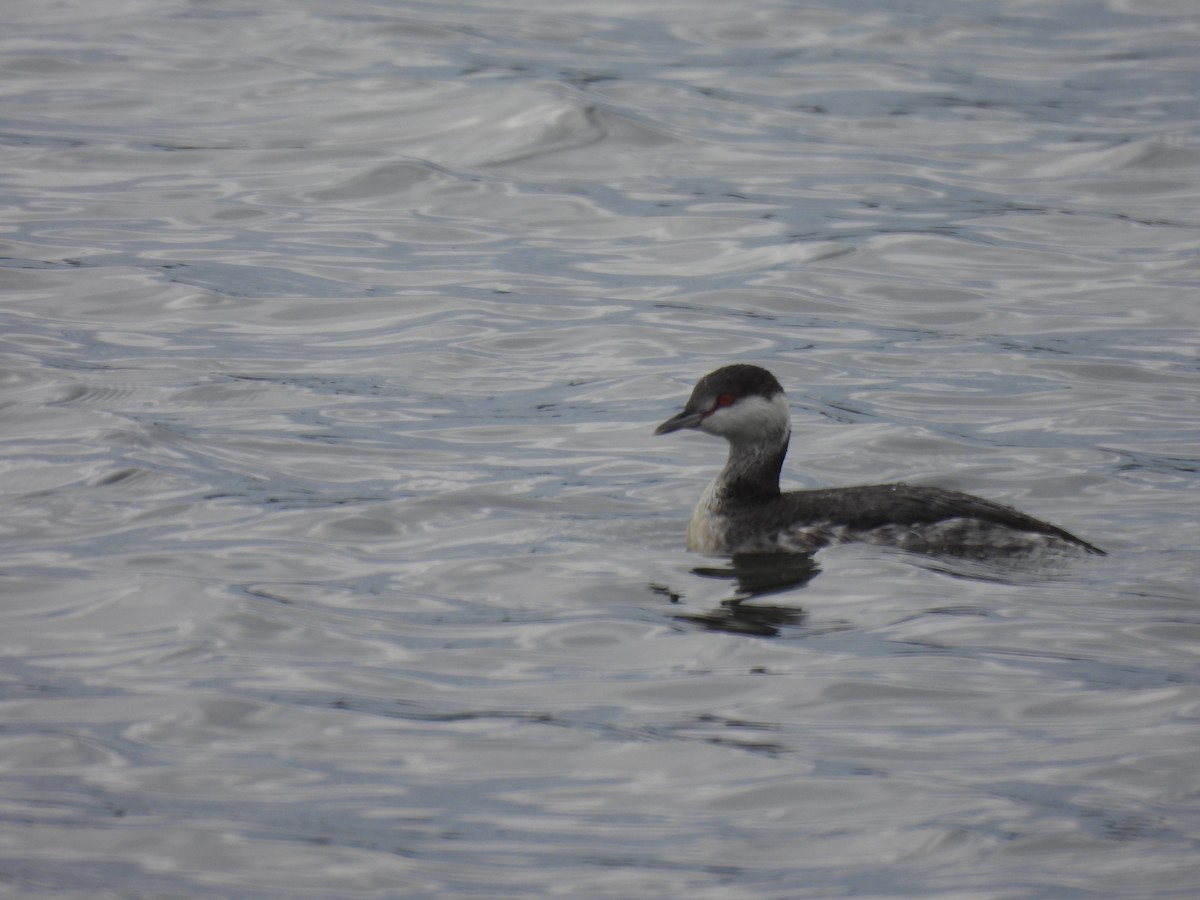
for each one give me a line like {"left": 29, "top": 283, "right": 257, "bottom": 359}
{"left": 692, "top": 364, "right": 784, "bottom": 404}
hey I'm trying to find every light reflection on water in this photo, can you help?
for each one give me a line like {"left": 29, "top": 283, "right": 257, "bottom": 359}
{"left": 2, "top": 0, "right": 1199, "bottom": 896}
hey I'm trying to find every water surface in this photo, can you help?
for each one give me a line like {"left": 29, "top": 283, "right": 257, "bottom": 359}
{"left": 2, "top": 0, "right": 1199, "bottom": 897}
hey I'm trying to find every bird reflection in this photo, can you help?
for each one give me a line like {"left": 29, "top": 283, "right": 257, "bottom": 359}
{"left": 655, "top": 552, "right": 819, "bottom": 636}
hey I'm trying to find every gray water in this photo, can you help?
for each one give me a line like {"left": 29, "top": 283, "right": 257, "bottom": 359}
{"left": 3, "top": 0, "right": 1199, "bottom": 897}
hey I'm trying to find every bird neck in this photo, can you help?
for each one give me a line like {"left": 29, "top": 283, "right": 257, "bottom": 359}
{"left": 717, "top": 430, "right": 789, "bottom": 505}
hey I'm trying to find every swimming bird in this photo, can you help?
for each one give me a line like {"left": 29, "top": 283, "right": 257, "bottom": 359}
{"left": 654, "top": 364, "right": 1103, "bottom": 558}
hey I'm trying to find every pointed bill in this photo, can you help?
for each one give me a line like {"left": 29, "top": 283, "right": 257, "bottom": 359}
{"left": 654, "top": 408, "right": 704, "bottom": 435}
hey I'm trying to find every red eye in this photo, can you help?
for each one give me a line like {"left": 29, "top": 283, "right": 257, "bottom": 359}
{"left": 716, "top": 392, "right": 735, "bottom": 408}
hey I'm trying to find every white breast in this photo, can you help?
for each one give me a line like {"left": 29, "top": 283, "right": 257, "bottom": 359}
{"left": 685, "top": 480, "right": 728, "bottom": 553}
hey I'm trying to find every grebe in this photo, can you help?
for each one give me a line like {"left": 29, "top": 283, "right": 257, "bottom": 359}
{"left": 654, "top": 364, "right": 1103, "bottom": 558}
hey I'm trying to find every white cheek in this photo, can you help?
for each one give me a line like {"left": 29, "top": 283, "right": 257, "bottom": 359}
{"left": 700, "top": 394, "right": 790, "bottom": 441}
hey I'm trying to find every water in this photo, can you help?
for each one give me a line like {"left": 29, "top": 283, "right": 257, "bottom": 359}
{"left": 2, "top": 0, "right": 1199, "bottom": 896}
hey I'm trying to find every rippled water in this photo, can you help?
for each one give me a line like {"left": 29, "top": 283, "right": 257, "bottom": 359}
{"left": 3, "top": 0, "right": 1199, "bottom": 896}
